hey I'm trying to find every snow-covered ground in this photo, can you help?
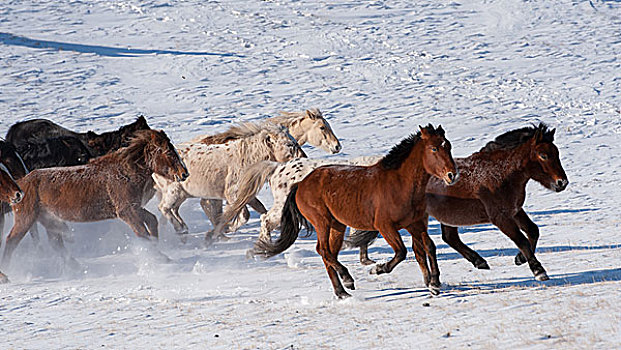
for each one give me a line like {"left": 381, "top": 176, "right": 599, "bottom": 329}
{"left": 1, "top": 0, "right": 619, "bottom": 348}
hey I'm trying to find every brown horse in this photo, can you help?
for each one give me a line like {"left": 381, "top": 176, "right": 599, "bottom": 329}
{"left": 250, "top": 125, "right": 457, "bottom": 298}
{"left": 0, "top": 157, "right": 24, "bottom": 283}
{"left": 1, "top": 130, "right": 189, "bottom": 274}
{"left": 348, "top": 123, "right": 568, "bottom": 281}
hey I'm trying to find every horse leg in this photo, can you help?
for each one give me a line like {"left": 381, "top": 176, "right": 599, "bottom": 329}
{"left": 258, "top": 200, "right": 284, "bottom": 241}
{"left": 140, "top": 208, "right": 159, "bottom": 239}
{"left": 158, "top": 188, "right": 188, "bottom": 234}
{"left": 409, "top": 221, "right": 441, "bottom": 294}
{"left": 307, "top": 213, "right": 350, "bottom": 298}
{"left": 248, "top": 197, "right": 267, "bottom": 215}
{"left": 441, "top": 224, "right": 489, "bottom": 270}
{"left": 326, "top": 221, "right": 355, "bottom": 290}
{"left": 200, "top": 198, "right": 222, "bottom": 229}
{"left": 513, "top": 209, "right": 539, "bottom": 266}
{"left": 370, "top": 225, "right": 407, "bottom": 275}
{"left": 38, "top": 215, "right": 81, "bottom": 269}
{"left": 118, "top": 208, "right": 152, "bottom": 240}
{"left": 490, "top": 214, "right": 548, "bottom": 281}
{"left": 2, "top": 212, "right": 36, "bottom": 269}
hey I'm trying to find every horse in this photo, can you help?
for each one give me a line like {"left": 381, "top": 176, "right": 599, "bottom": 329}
{"left": 0, "top": 140, "right": 29, "bottom": 236}
{"left": 210, "top": 155, "right": 383, "bottom": 245}
{"left": 5, "top": 115, "right": 150, "bottom": 157}
{"left": 0, "top": 157, "right": 24, "bottom": 283}
{"left": 153, "top": 122, "right": 304, "bottom": 240}
{"left": 195, "top": 108, "right": 341, "bottom": 230}
{"left": 346, "top": 123, "right": 568, "bottom": 281}
{"left": 15, "top": 136, "right": 93, "bottom": 170}
{"left": 250, "top": 125, "right": 457, "bottom": 298}
{"left": 1, "top": 130, "right": 189, "bottom": 275}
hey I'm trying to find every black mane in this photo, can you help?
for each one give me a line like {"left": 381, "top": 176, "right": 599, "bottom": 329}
{"left": 479, "top": 123, "right": 555, "bottom": 153}
{"left": 380, "top": 124, "right": 444, "bottom": 170}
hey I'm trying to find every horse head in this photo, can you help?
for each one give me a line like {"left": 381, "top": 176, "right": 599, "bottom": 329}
{"left": 297, "top": 109, "right": 342, "bottom": 154}
{"left": 528, "top": 124, "right": 569, "bottom": 192}
{"left": 0, "top": 141, "right": 28, "bottom": 178}
{"left": 419, "top": 124, "right": 458, "bottom": 186}
{"left": 0, "top": 156, "right": 23, "bottom": 205}
{"left": 145, "top": 130, "right": 189, "bottom": 183}
{"left": 263, "top": 125, "right": 304, "bottom": 162}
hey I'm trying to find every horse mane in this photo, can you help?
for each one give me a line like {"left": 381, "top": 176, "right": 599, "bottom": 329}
{"left": 269, "top": 108, "right": 324, "bottom": 128}
{"left": 380, "top": 124, "right": 445, "bottom": 170}
{"left": 198, "top": 122, "right": 283, "bottom": 145}
{"left": 479, "top": 123, "right": 555, "bottom": 153}
{"left": 95, "top": 129, "right": 163, "bottom": 169}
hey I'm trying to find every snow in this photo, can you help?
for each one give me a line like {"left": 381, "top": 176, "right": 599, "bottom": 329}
{"left": 1, "top": 0, "right": 620, "bottom": 348}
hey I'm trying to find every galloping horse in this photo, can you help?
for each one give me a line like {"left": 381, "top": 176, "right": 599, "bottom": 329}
{"left": 250, "top": 125, "right": 457, "bottom": 298}
{"left": 347, "top": 123, "right": 568, "bottom": 281}
{"left": 6, "top": 115, "right": 150, "bottom": 157}
{"left": 154, "top": 122, "right": 303, "bottom": 239}
{"left": 15, "top": 135, "right": 93, "bottom": 170}
{"left": 1, "top": 130, "right": 188, "bottom": 275}
{"left": 196, "top": 108, "right": 341, "bottom": 230}
{"left": 0, "top": 155, "right": 24, "bottom": 283}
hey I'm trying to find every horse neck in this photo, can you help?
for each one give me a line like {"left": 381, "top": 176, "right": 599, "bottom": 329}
{"left": 476, "top": 143, "right": 532, "bottom": 189}
{"left": 390, "top": 142, "right": 430, "bottom": 196}
{"left": 234, "top": 136, "right": 273, "bottom": 170}
{"left": 268, "top": 116, "right": 307, "bottom": 145}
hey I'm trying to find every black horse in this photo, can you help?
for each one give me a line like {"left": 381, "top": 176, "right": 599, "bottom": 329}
{"left": 15, "top": 136, "right": 93, "bottom": 170}
{"left": 6, "top": 115, "right": 150, "bottom": 157}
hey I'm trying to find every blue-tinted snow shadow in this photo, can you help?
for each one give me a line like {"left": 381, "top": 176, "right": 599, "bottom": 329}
{"left": 0, "top": 32, "right": 246, "bottom": 58}
{"left": 365, "top": 267, "right": 621, "bottom": 301}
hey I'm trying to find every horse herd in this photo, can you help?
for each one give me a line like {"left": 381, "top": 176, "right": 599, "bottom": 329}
{"left": 0, "top": 110, "right": 568, "bottom": 299}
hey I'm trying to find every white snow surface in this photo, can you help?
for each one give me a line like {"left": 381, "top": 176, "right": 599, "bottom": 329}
{"left": 1, "top": 0, "right": 620, "bottom": 348}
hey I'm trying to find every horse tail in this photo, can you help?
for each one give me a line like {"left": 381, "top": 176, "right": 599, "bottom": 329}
{"left": 250, "top": 183, "right": 311, "bottom": 258}
{"left": 343, "top": 229, "right": 379, "bottom": 250}
{"left": 212, "top": 161, "right": 279, "bottom": 234}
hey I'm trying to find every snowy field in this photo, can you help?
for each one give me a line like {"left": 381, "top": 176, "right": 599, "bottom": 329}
{"left": 1, "top": 0, "right": 620, "bottom": 348}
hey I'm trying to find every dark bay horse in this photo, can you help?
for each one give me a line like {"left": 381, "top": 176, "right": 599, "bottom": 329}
{"left": 15, "top": 136, "right": 93, "bottom": 170}
{"left": 347, "top": 123, "right": 568, "bottom": 281}
{"left": 250, "top": 125, "right": 457, "bottom": 298}
{"left": 1, "top": 130, "right": 189, "bottom": 276}
{"left": 6, "top": 115, "right": 150, "bottom": 157}
{"left": 0, "top": 156, "right": 24, "bottom": 283}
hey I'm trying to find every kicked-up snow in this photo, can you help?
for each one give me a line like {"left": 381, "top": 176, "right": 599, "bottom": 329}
{"left": 0, "top": 0, "right": 619, "bottom": 348}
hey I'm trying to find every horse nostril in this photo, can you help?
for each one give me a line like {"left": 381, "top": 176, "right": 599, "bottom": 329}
{"left": 557, "top": 179, "right": 567, "bottom": 188}
{"left": 13, "top": 191, "right": 23, "bottom": 203}
{"left": 447, "top": 172, "right": 455, "bottom": 182}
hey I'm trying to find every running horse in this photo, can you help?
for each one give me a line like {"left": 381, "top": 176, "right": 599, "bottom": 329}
{"left": 250, "top": 124, "right": 457, "bottom": 298}
{"left": 1, "top": 130, "right": 189, "bottom": 278}
{"left": 347, "top": 123, "right": 568, "bottom": 281}
{"left": 0, "top": 155, "right": 24, "bottom": 283}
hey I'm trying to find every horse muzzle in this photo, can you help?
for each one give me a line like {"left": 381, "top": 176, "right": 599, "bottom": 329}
{"left": 175, "top": 172, "right": 189, "bottom": 182}
{"left": 553, "top": 178, "right": 568, "bottom": 192}
{"left": 443, "top": 171, "right": 459, "bottom": 186}
{"left": 330, "top": 144, "right": 342, "bottom": 154}
{"left": 11, "top": 191, "right": 24, "bottom": 204}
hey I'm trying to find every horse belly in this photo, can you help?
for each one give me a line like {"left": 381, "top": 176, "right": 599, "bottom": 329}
{"left": 425, "top": 194, "right": 489, "bottom": 227}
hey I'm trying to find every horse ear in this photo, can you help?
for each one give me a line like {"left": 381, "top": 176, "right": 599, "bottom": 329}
{"left": 419, "top": 125, "right": 430, "bottom": 139}
{"left": 86, "top": 131, "right": 97, "bottom": 139}
{"left": 306, "top": 109, "right": 320, "bottom": 120}
{"left": 550, "top": 128, "right": 556, "bottom": 140}
{"left": 264, "top": 134, "right": 273, "bottom": 147}
{"left": 437, "top": 125, "right": 445, "bottom": 136}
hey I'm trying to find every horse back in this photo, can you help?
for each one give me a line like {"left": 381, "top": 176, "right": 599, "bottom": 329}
{"left": 16, "top": 165, "right": 126, "bottom": 222}
{"left": 6, "top": 119, "right": 83, "bottom": 147}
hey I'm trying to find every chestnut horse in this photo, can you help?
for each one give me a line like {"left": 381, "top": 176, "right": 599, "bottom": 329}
{"left": 1, "top": 130, "right": 189, "bottom": 274}
{"left": 347, "top": 123, "right": 568, "bottom": 281}
{"left": 250, "top": 125, "right": 457, "bottom": 298}
{"left": 0, "top": 157, "right": 24, "bottom": 283}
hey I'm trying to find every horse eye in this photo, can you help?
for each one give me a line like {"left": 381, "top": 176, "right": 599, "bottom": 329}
{"left": 431, "top": 147, "right": 438, "bottom": 152}
{"left": 320, "top": 126, "right": 326, "bottom": 130}
{"left": 539, "top": 154, "right": 548, "bottom": 161}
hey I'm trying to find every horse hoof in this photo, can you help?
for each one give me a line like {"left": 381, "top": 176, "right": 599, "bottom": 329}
{"left": 336, "top": 291, "right": 352, "bottom": 299}
{"left": 360, "top": 258, "right": 376, "bottom": 266}
{"left": 428, "top": 285, "right": 441, "bottom": 295}
{"left": 370, "top": 264, "right": 384, "bottom": 275}
{"left": 535, "top": 271, "right": 549, "bottom": 281}
{"left": 475, "top": 260, "right": 490, "bottom": 270}
{"left": 0, "top": 273, "right": 9, "bottom": 284}
{"left": 344, "top": 280, "right": 355, "bottom": 290}
{"left": 179, "top": 235, "right": 188, "bottom": 244}
{"left": 514, "top": 253, "right": 527, "bottom": 266}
